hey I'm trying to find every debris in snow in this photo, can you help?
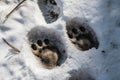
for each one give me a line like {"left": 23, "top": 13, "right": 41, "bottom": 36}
{"left": 3, "top": 0, "right": 27, "bottom": 23}
{"left": 2, "top": 38, "right": 20, "bottom": 53}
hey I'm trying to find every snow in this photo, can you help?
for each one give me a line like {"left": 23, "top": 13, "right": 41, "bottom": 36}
{"left": 0, "top": 0, "right": 120, "bottom": 80}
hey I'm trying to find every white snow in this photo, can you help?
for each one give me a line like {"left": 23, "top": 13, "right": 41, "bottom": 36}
{"left": 0, "top": 0, "right": 120, "bottom": 80}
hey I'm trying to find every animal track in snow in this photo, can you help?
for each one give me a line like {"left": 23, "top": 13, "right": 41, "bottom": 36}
{"left": 69, "top": 68, "right": 95, "bottom": 80}
{"left": 66, "top": 17, "right": 99, "bottom": 51}
{"left": 37, "top": 0, "right": 60, "bottom": 23}
{"left": 27, "top": 26, "right": 67, "bottom": 69}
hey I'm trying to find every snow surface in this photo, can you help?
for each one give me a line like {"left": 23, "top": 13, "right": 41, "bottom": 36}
{"left": 0, "top": 0, "right": 120, "bottom": 80}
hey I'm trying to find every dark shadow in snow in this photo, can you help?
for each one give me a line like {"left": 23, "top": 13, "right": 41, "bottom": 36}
{"left": 0, "top": 25, "right": 11, "bottom": 32}
{"left": 13, "top": 18, "right": 25, "bottom": 24}
{"left": 68, "top": 68, "right": 95, "bottom": 80}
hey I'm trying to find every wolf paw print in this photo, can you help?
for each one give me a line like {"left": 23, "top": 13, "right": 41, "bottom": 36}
{"left": 66, "top": 17, "right": 99, "bottom": 51}
{"left": 37, "top": 0, "right": 60, "bottom": 23}
{"left": 27, "top": 26, "right": 67, "bottom": 69}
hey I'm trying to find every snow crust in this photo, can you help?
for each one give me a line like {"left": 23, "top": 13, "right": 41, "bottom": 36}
{"left": 0, "top": 0, "right": 120, "bottom": 80}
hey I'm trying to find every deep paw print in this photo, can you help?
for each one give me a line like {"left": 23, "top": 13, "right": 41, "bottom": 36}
{"left": 66, "top": 17, "right": 99, "bottom": 51}
{"left": 40, "top": 46, "right": 60, "bottom": 68}
{"left": 27, "top": 27, "right": 67, "bottom": 69}
{"left": 31, "top": 39, "right": 59, "bottom": 69}
{"left": 38, "top": 0, "right": 60, "bottom": 23}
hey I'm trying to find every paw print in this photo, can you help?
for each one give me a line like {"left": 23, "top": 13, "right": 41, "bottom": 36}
{"left": 66, "top": 17, "right": 99, "bottom": 51}
{"left": 30, "top": 39, "right": 59, "bottom": 69}
{"left": 27, "top": 27, "right": 67, "bottom": 69}
{"left": 38, "top": 0, "right": 60, "bottom": 23}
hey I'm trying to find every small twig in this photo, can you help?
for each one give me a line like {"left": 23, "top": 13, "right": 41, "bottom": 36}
{"left": 3, "top": 0, "right": 27, "bottom": 23}
{"left": 2, "top": 38, "right": 20, "bottom": 53}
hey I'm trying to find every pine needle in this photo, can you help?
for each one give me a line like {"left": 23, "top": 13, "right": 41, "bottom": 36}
{"left": 2, "top": 38, "right": 20, "bottom": 53}
{"left": 3, "top": 0, "right": 27, "bottom": 23}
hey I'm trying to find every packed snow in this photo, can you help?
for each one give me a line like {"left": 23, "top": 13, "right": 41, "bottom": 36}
{"left": 0, "top": 0, "right": 120, "bottom": 80}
